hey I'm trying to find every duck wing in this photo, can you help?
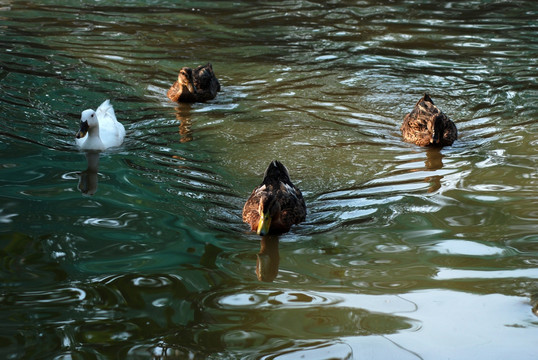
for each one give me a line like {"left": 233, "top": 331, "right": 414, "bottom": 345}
{"left": 277, "top": 182, "right": 306, "bottom": 226}
{"left": 440, "top": 116, "right": 458, "bottom": 145}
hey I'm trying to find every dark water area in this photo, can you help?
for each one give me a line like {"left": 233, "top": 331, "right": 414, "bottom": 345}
{"left": 1, "top": 0, "right": 537, "bottom": 359}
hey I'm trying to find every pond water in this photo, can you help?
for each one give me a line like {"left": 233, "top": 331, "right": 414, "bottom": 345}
{"left": 1, "top": 0, "right": 537, "bottom": 359}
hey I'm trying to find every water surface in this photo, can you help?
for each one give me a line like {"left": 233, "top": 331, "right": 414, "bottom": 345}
{"left": 1, "top": 1, "right": 537, "bottom": 359}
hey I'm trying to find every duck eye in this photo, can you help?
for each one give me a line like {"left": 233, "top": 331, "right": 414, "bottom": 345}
{"left": 91, "top": 114, "right": 94, "bottom": 117}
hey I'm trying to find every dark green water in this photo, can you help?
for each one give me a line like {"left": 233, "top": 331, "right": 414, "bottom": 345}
{"left": 1, "top": 1, "right": 537, "bottom": 359}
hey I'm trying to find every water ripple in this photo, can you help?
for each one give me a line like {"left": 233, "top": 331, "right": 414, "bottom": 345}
{"left": 81, "top": 212, "right": 139, "bottom": 229}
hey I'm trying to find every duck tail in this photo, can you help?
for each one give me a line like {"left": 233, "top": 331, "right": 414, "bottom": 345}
{"left": 96, "top": 99, "right": 115, "bottom": 119}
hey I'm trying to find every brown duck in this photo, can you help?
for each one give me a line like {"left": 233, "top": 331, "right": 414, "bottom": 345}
{"left": 167, "top": 63, "right": 221, "bottom": 103}
{"left": 242, "top": 161, "right": 306, "bottom": 236}
{"left": 401, "top": 94, "right": 457, "bottom": 146}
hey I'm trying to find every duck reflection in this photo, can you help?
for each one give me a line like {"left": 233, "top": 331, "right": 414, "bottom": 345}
{"left": 531, "top": 293, "right": 538, "bottom": 317}
{"left": 77, "top": 151, "right": 100, "bottom": 195}
{"left": 424, "top": 147, "right": 444, "bottom": 193}
{"left": 256, "top": 236, "right": 280, "bottom": 282}
{"left": 174, "top": 104, "right": 193, "bottom": 143}
{"left": 425, "top": 147, "right": 444, "bottom": 170}
{"left": 200, "top": 243, "right": 223, "bottom": 269}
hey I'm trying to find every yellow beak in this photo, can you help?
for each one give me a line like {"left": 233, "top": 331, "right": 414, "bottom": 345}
{"left": 187, "top": 82, "right": 196, "bottom": 94}
{"left": 257, "top": 213, "right": 272, "bottom": 236}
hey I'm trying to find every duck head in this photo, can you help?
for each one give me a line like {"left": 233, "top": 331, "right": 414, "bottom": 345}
{"left": 178, "top": 67, "right": 196, "bottom": 94}
{"left": 429, "top": 114, "right": 444, "bottom": 145}
{"left": 76, "top": 109, "right": 98, "bottom": 139}
{"left": 257, "top": 194, "right": 280, "bottom": 236}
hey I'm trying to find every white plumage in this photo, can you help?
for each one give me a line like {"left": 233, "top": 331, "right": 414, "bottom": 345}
{"left": 75, "top": 100, "right": 125, "bottom": 151}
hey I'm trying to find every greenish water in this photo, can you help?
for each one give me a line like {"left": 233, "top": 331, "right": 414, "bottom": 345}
{"left": 1, "top": 0, "right": 537, "bottom": 359}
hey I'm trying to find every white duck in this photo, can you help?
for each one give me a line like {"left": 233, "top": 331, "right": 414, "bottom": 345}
{"left": 75, "top": 100, "right": 125, "bottom": 151}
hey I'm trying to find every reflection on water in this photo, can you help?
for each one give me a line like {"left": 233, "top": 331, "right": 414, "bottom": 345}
{"left": 532, "top": 293, "right": 538, "bottom": 317}
{"left": 424, "top": 148, "right": 443, "bottom": 171}
{"left": 256, "top": 236, "right": 280, "bottom": 282}
{"left": 424, "top": 148, "right": 443, "bottom": 193}
{"left": 77, "top": 151, "right": 100, "bottom": 195}
{"left": 174, "top": 104, "right": 193, "bottom": 143}
{"left": 1, "top": 0, "right": 537, "bottom": 359}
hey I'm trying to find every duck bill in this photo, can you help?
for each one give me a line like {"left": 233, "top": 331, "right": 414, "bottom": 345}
{"left": 76, "top": 121, "right": 89, "bottom": 139}
{"left": 257, "top": 213, "right": 272, "bottom": 236}
{"left": 188, "top": 82, "right": 197, "bottom": 93}
{"left": 431, "top": 129, "right": 441, "bottom": 144}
